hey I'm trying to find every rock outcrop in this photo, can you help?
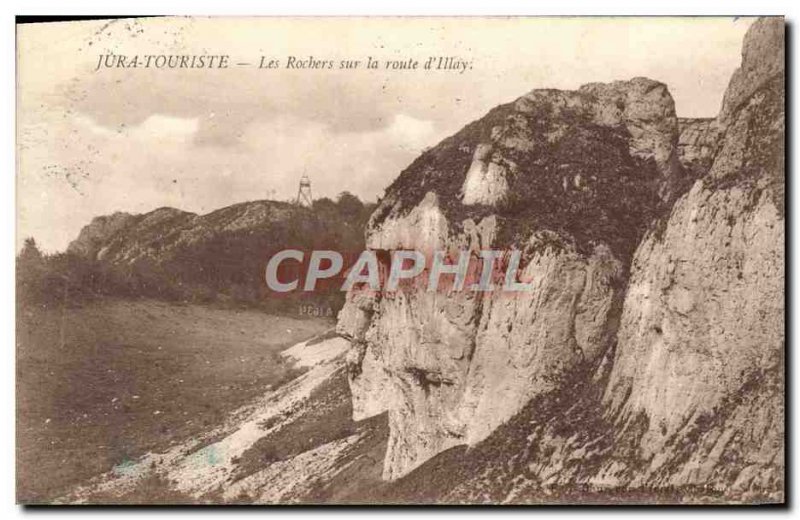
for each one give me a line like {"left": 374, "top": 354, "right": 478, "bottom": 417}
{"left": 67, "top": 202, "right": 300, "bottom": 265}
{"left": 603, "top": 15, "right": 784, "bottom": 495}
{"left": 338, "top": 77, "right": 680, "bottom": 480}
{"left": 67, "top": 211, "right": 138, "bottom": 258}
{"left": 65, "top": 199, "right": 370, "bottom": 306}
{"left": 676, "top": 118, "right": 722, "bottom": 179}
{"left": 337, "top": 16, "right": 784, "bottom": 502}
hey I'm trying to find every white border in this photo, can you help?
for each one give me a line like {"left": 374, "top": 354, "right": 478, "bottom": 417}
{"left": 3, "top": 1, "right": 797, "bottom": 518}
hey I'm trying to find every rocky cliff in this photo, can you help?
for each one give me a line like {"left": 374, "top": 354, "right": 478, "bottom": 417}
{"left": 337, "top": 17, "right": 784, "bottom": 502}
{"left": 338, "top": 76, "right": 681, "bottom": 480}
{"left": 676, "top": 117, "right": 722, "bottom": 179}
{"left": 64, "top": 199, "right": 370, "bottom": 307}
{"left": 67, "top": 211, "right": 140, "bottom": 258}
{"left": 603, "top": 15, "right": 784, "bottom": 496}
{"left": 68, "top": 202, "right": 299, "bottom": 265}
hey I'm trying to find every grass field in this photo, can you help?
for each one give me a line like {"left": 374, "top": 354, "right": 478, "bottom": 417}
{"left": 16, "top": 298, "right": 333, "bottom": 503}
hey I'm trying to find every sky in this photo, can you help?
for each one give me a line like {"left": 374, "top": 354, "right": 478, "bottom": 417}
{"left": 17, "top": 16, "right": 754, "bottom": 252}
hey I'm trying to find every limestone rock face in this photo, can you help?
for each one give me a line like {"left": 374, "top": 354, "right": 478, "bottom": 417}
{"left": 676, "top": 118, "right": 723, "bottom": 179}
{"left": 68, "top": 202, "right": 318, "bottom": 265}
{"left": 435, "top": 17, "right": 784, "bottom": 504}
{"left": 604, "top": 16, "right": 784, "bottom": 495}
{"left": 67, "top": 207, "right": 196, "bottom": 262}
{"left": 66, "top": 211, "right": 138, "bottom": 258}
{"left": 338, "top": 19, "right": 783, "bottom": 500}
{"left": 461, "top": 143, "right": 512, "bottom": 205}
{"left": 334, "top": 18, "right": 783, "bottom": 501}
{"left": 65, "top": 199, "right": 369, "bottom": 305}
{"left": 338, "top": 77, "right": 679, "bottom": 480}
{"left": 579, "top": 78, "right": 680, "bottom": 188}
{"left": 718, "top": 17, "right": 785, "bottom": 126}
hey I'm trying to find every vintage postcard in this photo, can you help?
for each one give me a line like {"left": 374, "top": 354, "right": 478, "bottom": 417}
{"left": 16, "top": 16, "right": 784, "bottom": 505}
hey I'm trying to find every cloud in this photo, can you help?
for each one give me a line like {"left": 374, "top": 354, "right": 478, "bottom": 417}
{"left": 75, "top": 113, "right": 199, "bottom": 142}
{"left": 386, "top": 114, "right": 436, "bottom": 153}
{"left": 133, "top": 114, "right": 199, "bottom": 142}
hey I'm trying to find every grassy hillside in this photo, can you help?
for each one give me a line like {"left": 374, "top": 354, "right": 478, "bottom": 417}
{"left": 16, "top": 298, "right": 332, "bottom": 502}
{"left": 18, "top": 193, "right": 373, "bottom": 315}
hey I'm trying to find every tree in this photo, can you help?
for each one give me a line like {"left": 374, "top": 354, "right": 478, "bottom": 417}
{"left": 18, "top": 237, "right": 43, "bottom": 266}
{"left": 336, "top": 191, "right": 364, "bottom": 219}
{"left": 312, "top": 197, "right": 338, "bottom": 214}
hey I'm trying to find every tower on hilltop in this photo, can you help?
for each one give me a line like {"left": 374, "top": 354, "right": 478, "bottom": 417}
{"left": 296, "top": 174, "right": 313, "bottom": 207}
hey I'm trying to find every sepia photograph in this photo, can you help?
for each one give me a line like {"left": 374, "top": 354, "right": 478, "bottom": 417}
{"left": 14, "top": 15, "right": 785, "bottom": 505}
